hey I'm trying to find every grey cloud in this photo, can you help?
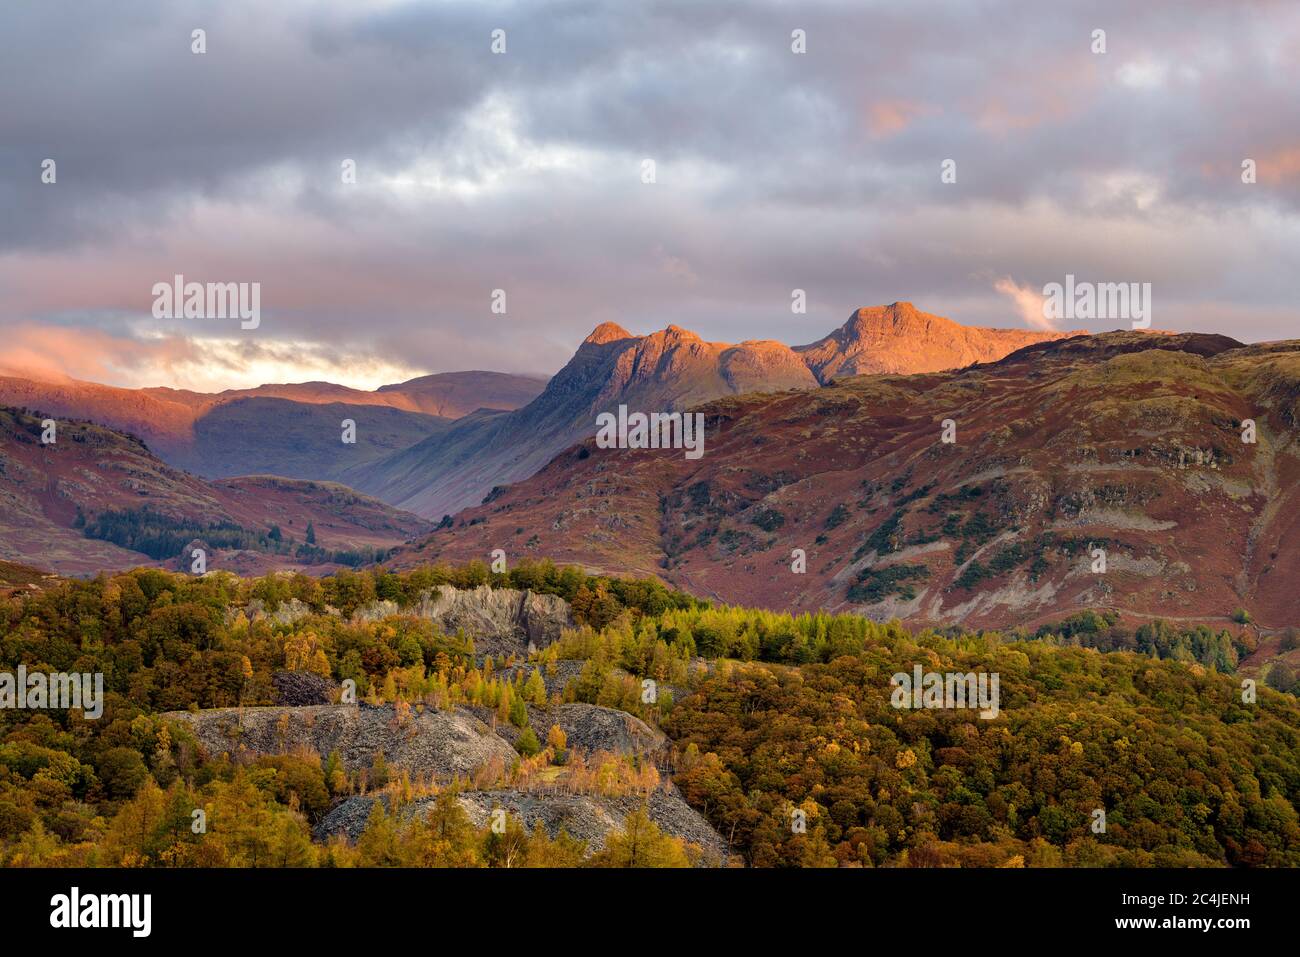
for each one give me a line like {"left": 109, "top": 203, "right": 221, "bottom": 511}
{"left": 1, "top": 0, "right": 1298, "bottom": 387}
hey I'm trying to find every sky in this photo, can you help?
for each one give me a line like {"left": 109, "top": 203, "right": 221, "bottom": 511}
{"left": 1, "top": 0, "right": 1298, "bottom": 391}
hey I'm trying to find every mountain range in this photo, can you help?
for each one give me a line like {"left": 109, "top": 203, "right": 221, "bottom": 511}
{"left": 348, "top": 302, "right": 1078, "bottom": 517}
{"left": 0, "top": 407, "right": 432, "bottom": 575}
{"left": 395, "top": 330, "right": 1300, "bottom": 635}
{"left": 23, "top": 301, "right": 1292, "bottom": 641}
{"left": 0, "top": 370, "right": 545, "bottom": 482}
{"left": 0, "top": 304, "right": 1094, "bottom": 579}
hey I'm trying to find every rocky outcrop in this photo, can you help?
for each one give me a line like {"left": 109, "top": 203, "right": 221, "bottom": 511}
{"left": 175, "top": 539, "right": 210, "bottom": 572}
{"left": 272, "top": 670, "right": 338, "bottom": 706}
{"left": 233, "top": 585, "right": 573, "bottom": 657}
{"left": 351, "top": 584, "right": 573, "bottom": 656}
{"left": 316, "top": 785, "right": 729, "bottom": 865}
{"left": 530, "top": 703, "right": 665, "bottom": 755}
{"left": 163, "top": 703, "right": 517, "bottom": 777}
{"left": 480, "top": 702, "right": 668, "bottom": 757}
{"left": 237, "top": 597, "right": 316, "bottom": 625}
{"left": 795, "top": 301, "right": 1081, "bottom": 381}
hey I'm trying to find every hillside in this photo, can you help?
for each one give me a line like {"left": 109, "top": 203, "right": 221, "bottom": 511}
{"left": 355, "top": 304, "right": 1070, "bottom": 518}
{"left": 163, "top": 397, "right": 451, "bottom": 480}
{"left": 0, "top": 370, "right": 543, "bottom": 482}
{"left": 0, "top": 559, "right": 60, "bottom": 596}
{"left": 373, "top": 371, "right": 549, "bottom": 418}
{"left": 0, "top": 408, "right": 430, "bottom": 574}
{"left": 349, "top": 324, "right": 819, "bottom": 518}
{"left": 2, "top": 564, "right": 1296, "bottom": 869}
{"left": 144, "top": 370, "right": 547, "bottom": 419}
{"left": 394, "top": 331, "right": 1300, "bottom": 632}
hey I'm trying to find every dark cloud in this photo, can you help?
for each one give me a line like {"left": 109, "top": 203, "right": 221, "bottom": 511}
{"left": 1, "top": 0, "right": 1297, "bottom": 388}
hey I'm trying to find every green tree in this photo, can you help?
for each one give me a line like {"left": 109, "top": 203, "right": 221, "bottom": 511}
{"left": 508, "top": 693, "right": 529, "bottom": 729}
{"left": 516, "top": 727, "right": 541, "bottom": 758}
{"left": 591, "top": 808, "right": 691, "bottom": 868}
{"left": 369, "top": 752, "right": 390, "bottom": 790}
{"left": 1266, "top": 662, "right": 1296, "bottom": 693}
{"left": 523, "top": 669, "right": 548, "bottom": 705}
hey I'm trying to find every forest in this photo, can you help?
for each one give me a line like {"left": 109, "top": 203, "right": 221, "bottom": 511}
{"left": 1, "top": 561, "right": 1297, "bottom": 867}
{"left": 78, "top": 507, "right": 393, "bottom": 568}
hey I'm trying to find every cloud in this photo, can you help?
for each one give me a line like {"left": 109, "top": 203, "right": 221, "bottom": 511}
{"left": 866, "top": 99, "right": 933, "bottom": 137}
{"left": 994, "top": 277, "right": 1054, "bottom": 331}
{"left": 2, "top": 0, "right": 1299, "bottom": 390}
{"left": 0, "top": 323, "right": 424, "bottom": 392}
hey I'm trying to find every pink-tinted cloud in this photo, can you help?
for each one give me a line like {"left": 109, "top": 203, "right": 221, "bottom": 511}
{"left": 0, "top": 323, "right": 425, "bottom": 392}
{"left": 993, "top": 277, "right": 1054, "bottom": 331}
{"left": 866, "top": 99, "right": 932, "bottom": 137}
{"left": 1259, "top": 146, "right": 1300, "bottom": 184}
{"left": 0, "top": 324, "right": 205, "bottom": 384}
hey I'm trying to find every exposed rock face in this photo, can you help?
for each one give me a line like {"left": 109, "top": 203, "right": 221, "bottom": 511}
{"left": 421, "top": 585, "right": 574, "bottom": 653}
{"left": 533, "top": 703, "right": 666, "bottom": 756}
{"left": 795, "top": 301, "right": 1082, "bottom": 380}
{"left": 272, "top": 670, "right": 338, "bottom": 706}
{"left": 167, "top": 695, "right": 726, "bottom": 862}
{"left": 175, "top": 539, "right": 210, "bottom": 572}
{"left": 349, "top": 584, "right": 574, "bottom": 656}
{"left": 238, "top": 597, "right": 315, "bottom": 626}
{"left": 234, "top": 585, "right": 574, "bottom": 657}
{"left": 483, "top": 703, "right": 668, "bottom": 757}
{"left": 316, "top": 786, "right": 729, "bottom": 865}
{"left": 163, "top": 703, "right": 517, "bottom": 777}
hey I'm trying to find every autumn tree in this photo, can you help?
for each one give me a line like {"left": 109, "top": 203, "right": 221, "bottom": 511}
{"left": 523, "top": 669, "right": 547, "bottom": 705}
{"left": 547, "top": 724, "right": 568, "bottom": 766}
{"left": 591, "top": 808, "right": 691, "bottom": 868}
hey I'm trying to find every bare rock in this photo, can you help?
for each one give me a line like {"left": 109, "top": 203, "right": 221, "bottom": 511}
{"left": 237, "top": 597, "right": 315, "bottom": 626}
{"left": 351, "top": 584, "right": 573, "bottom": 657}
{"left": 531, "top": 703, "right": 666, "bottom": 756}
{"left": 316, "top": 785, "right": 729, "bottom": 866}
{"left": 162, "top": 703, "right": 516, "bottom": 777}
{"left": 272, "top": 670, "right": 337, "bottom": 706}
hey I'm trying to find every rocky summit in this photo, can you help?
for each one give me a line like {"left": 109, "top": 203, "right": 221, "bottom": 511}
{"left": 398, "top": 331, "right": 1300, "bottom": 633}
{"left": 350, "top": 304, "right": 1070, "bottom": 518}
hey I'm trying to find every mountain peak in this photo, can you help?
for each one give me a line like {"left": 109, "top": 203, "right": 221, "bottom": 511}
{"left": 584, "top": 322, "right": 633, "bottom": 345}
{"left": 658, "top": 324, "right": 702, "bottom": 343}
{"left": 797, "top": 302, "right": 1079, "bottom": 381}
{"left": 870, "top": 300, "right": 919, "bottom": 316}
{"left": 847, "top": 301, "right": 928, "bottom": 334}
{"left": 403, "top": 334, "right": 1300, "bottom": 636}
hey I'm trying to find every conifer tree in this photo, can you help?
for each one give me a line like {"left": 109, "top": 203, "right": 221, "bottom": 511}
{"left": 508, "top": 691, "right": 529, "bottom": 728}
{"left": 516, "top": 727, "right": 541, "bottom": 757}
{"left": 523, "top": 668, "right": 547, "bottom": 705}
